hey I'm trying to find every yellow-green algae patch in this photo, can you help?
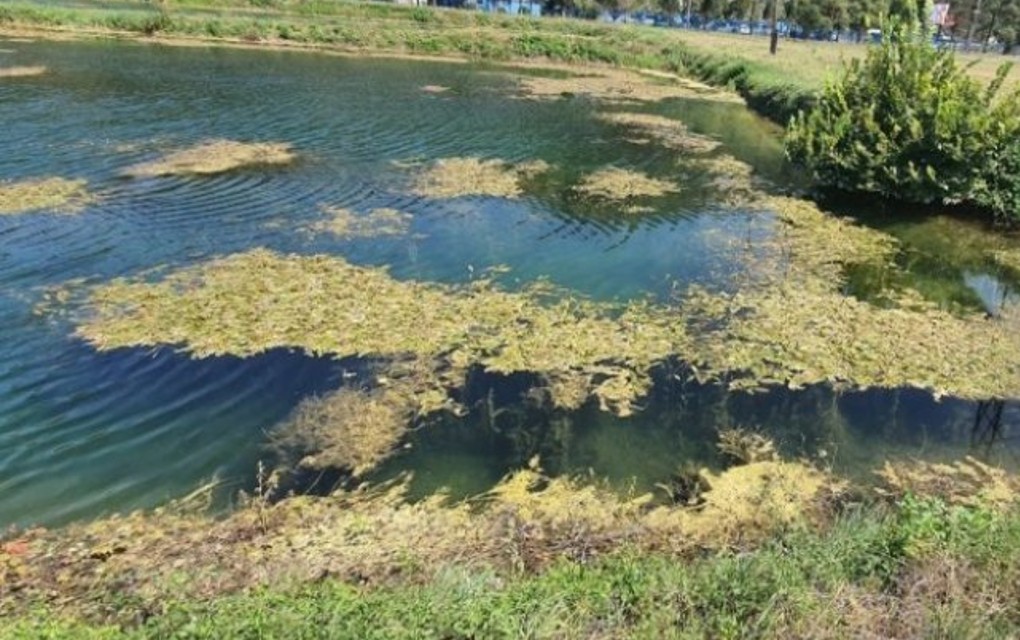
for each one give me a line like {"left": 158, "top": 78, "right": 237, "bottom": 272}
{"left": 123, "top": 139, "right": 295, "bottom": 178}
{"left": 684, "top": 195, "right": 1020, "bottom": 399}
{"left": 0, "top": 65, "right": 45, "bottom": 78}
{"left": 514, "top": 67, "right": 741, "bottom": 105}
{"left": 875, "top": 456, "right": 1019, "bottom": 508}
{"left": 0, "top": 177, "right": 93, "bottom": 215}
{"left": 0, "top": 444, "right": 849, "bottom": 613}
{"left": 694, "top": 154, "right": 768, "bottom": 207}
{"left": 59, "top": 185, "right": 1020, "bottom": 423}
{"left": 306, "top": 206, "right": 412, "bottom": 239}
{"left": 413, "top": 157, "right": 550, "bottom": 199}
{"left": 273, "top": 387, "right": 413, "bottom": 476}
{"left": 574, "top": 167, "right": 680, "bottom": 202}
{"left": 74, "top": 249, "right": 688, "bottom": 417}
{"left": 598, "top": 112, "right": 722, "bottom": 153}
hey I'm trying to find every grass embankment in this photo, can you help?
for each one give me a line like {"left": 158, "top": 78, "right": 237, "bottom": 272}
{"left": 3, "top": 456, "right": 1020, "bottom": 638}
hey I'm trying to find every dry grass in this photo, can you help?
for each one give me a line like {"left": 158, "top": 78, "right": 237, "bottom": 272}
{"left": 413, "top": 157, "right": 550, "bottom": 199}
{"left": 0, "top": 65, "right": 45, "bottom": 78}
{"left": 677, "top": 30, "right": 1020, "bottom": 91}
{"left": 123, "top": 139, "right": 295, "bottom": 178}
{"left": 0, "top": 177, "right": 93, "bottom": 215}
{"left": 306, "top": 206, "right": 412, "bottom": 239}
{"left": 575, "top": 167, "right": 680, "bottom": 202}
{"left": 515, "top": 66, "right": 742, "bottom": 104}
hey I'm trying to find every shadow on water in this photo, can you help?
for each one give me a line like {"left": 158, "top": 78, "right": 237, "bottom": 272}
{"left": 357, "top": 362, "right": 1020, "bottom": 503}
{"left": 817, "top": 190, "right": 1020, "bottom": 315}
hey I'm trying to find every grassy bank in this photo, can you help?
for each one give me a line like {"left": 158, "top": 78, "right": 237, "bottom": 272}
{"left": 4, "top": 494, "right": 1020, "bottom": 638}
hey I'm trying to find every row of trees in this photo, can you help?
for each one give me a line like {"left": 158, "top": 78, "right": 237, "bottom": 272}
{"left": 546, "top": 0, "right": 1020, "bottom": 53}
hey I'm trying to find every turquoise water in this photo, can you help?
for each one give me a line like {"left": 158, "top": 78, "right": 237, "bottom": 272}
{"left": 0, "top": 37, "right": 1017, "bottom": 527}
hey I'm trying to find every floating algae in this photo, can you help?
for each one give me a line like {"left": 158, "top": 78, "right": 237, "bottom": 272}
{"left": 694, "top": 154, "right": 768, "bottom": 207}
{"left": 0, "top": 177, "right": 93, "bottom": 215}
{"left": 123, "top": 139, "right": 295, "bottom": 178}
{"left": 306, "top": 206, "right": 412, "bottom": 239}
{"left": 0, "top": 66, "right": 46, "bottom": 78}
{"left": 875, "top": 457, "right": 1019, "bottom": 508}
{"left": 514, "top": 67, "right": 742, "bottom": 105}
{"left": 73, "top": 249, "right": 688, "bottom": 417}
{"left": 598, "top": 112, "right": 722, "bottom": 153}
{"left": 413, "top": 157, "right": 550, "bottom": 199}
{"left": 685, "top": 196, "right": 1020, "bottom": 400}
{"left": 574, "top": 167, "right": 680, "bottom": 202}
{"left": 2, "top": 442, "right": 855, "bottom": 614}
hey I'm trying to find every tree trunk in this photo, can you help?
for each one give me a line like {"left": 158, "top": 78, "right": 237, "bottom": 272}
{"left": 966, "top": 0, "right": 984, "bottom": 51}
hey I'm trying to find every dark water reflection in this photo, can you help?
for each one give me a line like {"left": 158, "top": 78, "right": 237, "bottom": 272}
{"left": 1, "top": 37, "right": 1019, "bottom": 527}
{"left": 368, "top": 368, "right": 1020, "bottom": 501}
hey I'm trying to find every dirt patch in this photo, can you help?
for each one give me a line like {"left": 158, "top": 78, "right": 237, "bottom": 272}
{"left": 413, "top": 157, "right": 550, "bottom": 199}
{"left": 123, "top": 139, "right": 295, "bottom": 178}
{"left": 0, "top": 177, "right": 93, "bottom": 215}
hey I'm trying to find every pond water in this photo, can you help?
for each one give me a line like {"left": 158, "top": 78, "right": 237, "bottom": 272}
{"left": 1, "top": 37, "right": 1018, "bottom": 527}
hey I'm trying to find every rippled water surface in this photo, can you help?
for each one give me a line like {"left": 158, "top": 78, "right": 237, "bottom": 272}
{"left": 2, "top": 38, "right": 1019, "bottom": 527}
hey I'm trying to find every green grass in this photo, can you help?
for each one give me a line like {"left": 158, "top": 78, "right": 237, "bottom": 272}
{"left": 5, "top": 497, "right": 1020, "bottom": 639}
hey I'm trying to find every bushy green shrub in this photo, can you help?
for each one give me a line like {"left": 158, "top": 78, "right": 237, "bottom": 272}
{"left": 786, "top": 25, "right": 1020, "bottom": 220}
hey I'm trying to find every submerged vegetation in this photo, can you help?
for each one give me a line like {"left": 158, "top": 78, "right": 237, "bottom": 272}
{"left": 412, "top": 156, "right": 550, "bottom": 198}
{"left": 0, "top": 176, "right": 93, "bottom": 214}
{"left": 123, "top": 139, "right": 295, "bottom": 178}
{"left": 305, "top": 206, "right": 412, "bottom": 239}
